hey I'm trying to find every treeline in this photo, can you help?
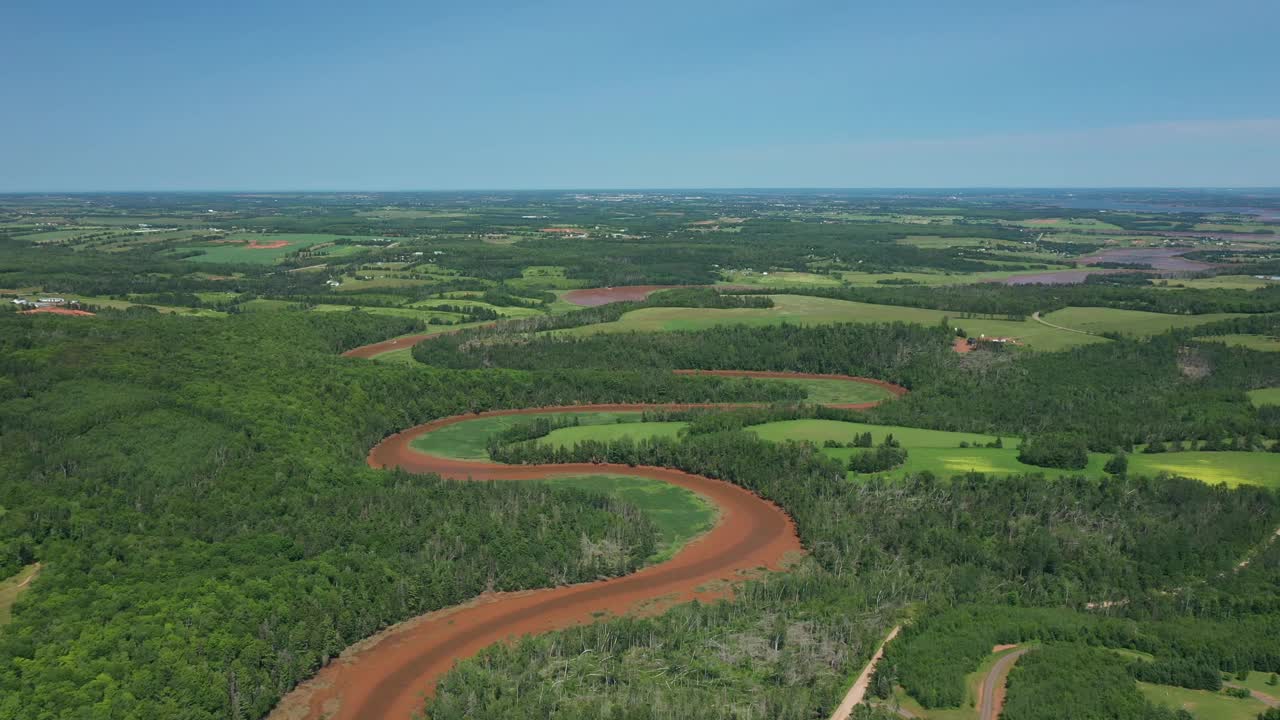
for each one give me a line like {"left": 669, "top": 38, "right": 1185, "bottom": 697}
{"left": 486, "top": 429, "right": 1280, "bottom": 606}
{"left": 871, "top": 332, "right": 1280, "bottom": 449}
{"left": 878, "top": 605, "right": 1280, "bottom": 710}
{"left": 1003, "top": 644, "right": 1192, "bottom": 720}
{"left": 732, "top": 283, "right": 1280, "bottom": 317}
{"left": 413, "top": 321, "right": 951, "bottom": 387}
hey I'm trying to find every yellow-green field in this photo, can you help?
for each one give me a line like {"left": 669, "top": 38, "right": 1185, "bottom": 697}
{"left": 1138, "top": 682, "right": 1268, "bottom": 720}
{"left": 1157, "top": 275, "right": 1279, "bottom": 291}
{"left": 1039, "top": 307, "right": 1246, "bottom": 337}
{"left": 747, "top": 419, "right": 1280, "bottom": 487}
{"left": 560, "top": 294, "right": 1107, "bottom": 351}
{"left": 1196, "top": 334, "right": 1280, "bottom": 352}
{"left": 1247, "top": 388, "right": 1280, "bottom": 406}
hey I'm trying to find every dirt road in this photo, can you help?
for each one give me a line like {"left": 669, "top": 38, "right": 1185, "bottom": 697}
{"left": 1030, "top": 311, "right": 1094, "bottom": 336}
{"left": 979, "top": 647, "right": 1030, "bottom": 720}
{"left": 269, "top": 406, "right": 805, "bottom": 720}
{"left": 829, "top": 625, "right": 902, "bottom": 720}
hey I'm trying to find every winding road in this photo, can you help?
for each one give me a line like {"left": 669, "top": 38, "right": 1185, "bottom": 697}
{"left": 269, "top": 347, "right": 909, "bottom": 720}
{"left": 978, "top": 647, "right": 1030, "bottom": 720}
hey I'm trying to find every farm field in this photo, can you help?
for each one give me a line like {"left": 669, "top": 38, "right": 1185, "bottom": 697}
{"left": 71, "top": 294, "right": 227, "bottom": 317}
{"left": 538, "top": 474, "right": 716, "bottom": 563}
{"left": 1247, "top": 387, "right": 1280, "bottom": 406}
{"left": 1039, "top": 307, "right": 1247, "bottom": 337}
{"left": 537, "top": 421, "right": 688, "bottom": 449}
{"left": 1138, "top": 682, "right": 1268, "bottom": 720}
{"left": 719, "top": 267, "right": 1078, "bottom": 289}
{"left": 1158, "top": 275, "right": 1279, "bottom": 291}
{"left": 410, "top": 411, "right": 645, "bottom": 460}
{"left": 177, "top": 233, "right": 347, "bottom": 264}
{"left": 561, "top": 294, "right": 1107, "bottom": 350}
{"left": 748, "top": 419, "right": 1280, "bottom": 487}
{"left": 1196, "top": 333, "right": 1280, "bottom": 352}
{"left": 430, "top": 411, "right": 1280, "bottom": 488}
{"left": 718, "top": 374, "right": 896, "bottom": 405}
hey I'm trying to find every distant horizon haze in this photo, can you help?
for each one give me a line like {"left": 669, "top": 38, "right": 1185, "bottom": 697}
{"left": 4, "top": 1, "right": 1279, "bottom": 191}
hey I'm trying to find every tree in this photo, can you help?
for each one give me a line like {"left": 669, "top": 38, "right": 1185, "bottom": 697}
{"left": 1104, "top": 452, "right": 1128, "bottom": 477}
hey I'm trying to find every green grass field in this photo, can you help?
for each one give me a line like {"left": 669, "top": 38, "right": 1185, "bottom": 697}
{"left": 412, "top": 410, "right": 1280, "bottom": 488}
{"left": 562, "top": 295, "right": 1104, "bottom": 351}
{"left": 538, "top": 422, "right": 688, "bottom": 449}
{"left": 71, "top": 294, "right": 227, "bottom": 317}
{"left": 1011, "top": 217, "right": 1125, "bottom": 231}
{"left": 1157, "top": 275, "right": 1279, "bottom": 291}
{"left": 1247, "top": 388, "right": 1280, "bottom": 406}
{"left": 1230, "top": 670, "right": 1280, "bottom": 698}
{"left": 409, "top": 298, "right": 544, "bottom": 318}
{"left": 410, "top": 412, "right": 645, "bottom": 460}
{"left": 1040, "top": 307, "right": 1247, "bottom": 337}
{"left": 0, "top": 564, "right": 40, "bottom": 627}
{"left": 1138, "top": 682, "right": 1267, "bottom": 720}
{"left": 1197, "top": 334, "right": 1280, "bottom": 352}
{"left": 746, "top": 419, "right": 1280, "bottom": 487}
{"left": 178, "top": 233, "right": 346, "bottom": 264}
{"left": 719, "top": 270, "right": 845, "bottom": 287}
{"left": 539, "top": 474, "right": 716, "bottom": 563}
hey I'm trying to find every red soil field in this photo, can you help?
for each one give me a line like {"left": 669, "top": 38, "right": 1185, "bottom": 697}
{"left": 269, "top": 404, "right": 805, "bottom": 720}
{"left": 561, "top": 285, "right": 680, "bottom": 306}
{"left": 246, "top": 240, "right": 290, "bottom": 249}
{"left": 19, "top": 307, "right": 95, "bottom": 317}
{"left": 953, "top": 337, "right": 973, "bottom": 354}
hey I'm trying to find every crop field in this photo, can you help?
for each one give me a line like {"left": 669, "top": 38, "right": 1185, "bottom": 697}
{"left": 409, "top": 298, "right": 544, "bottom": 318}
{"left": 563, "top": 294, "right": 1106, "bottom": 350}
{"left": 745, "top": 419, "right": 1280, "bottom": 487}
{"left": 410, "top": 411, "right": 645, "bottom": 460}
{"left": 718, "top": 270, "right": 845, "bottom": 287}
{"left": 1196, "top": 334, "right": 1280, "bottom": 352}
{"left": 539, "top": 474, "right": 716, "bottom": 563}
{"left": 177, "top": 233, "right": 347, "bottom": 264}
{"left": 1010, "top": 217, "right": 1125, "bottom": 231}
{"left": 1157, "top": 275, "right": 1278, "bottom": 291}
{"left": 71, "top": 294, "right": 227, "bottom": 317}
{"left": 1138, "top": 682, "right": 1267, "bottom": 720}
{"left": 739, "top": 375, "right": 896, "bottom": 405}
{"left": 1247, "top": 387, "right": 1280, "bottom": 406}
{"left": 537, "top": 421, "right": 688, "bottom": 449}
{"left": 1039, "top": 307, "right": 1247, "bottom": 337}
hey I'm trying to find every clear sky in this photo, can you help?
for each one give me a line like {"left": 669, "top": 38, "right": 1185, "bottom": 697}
{"left": 4, "top": 0, "right": 1278, "bottom": 190}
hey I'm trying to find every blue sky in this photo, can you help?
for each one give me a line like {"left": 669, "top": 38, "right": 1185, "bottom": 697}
{"left": 4, "top": 0, "right": 1278, "bottom": 190}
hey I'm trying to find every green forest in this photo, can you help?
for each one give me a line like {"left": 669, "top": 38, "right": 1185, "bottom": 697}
{"left": 2, "top": 190, "right": 1279, "bottom": 720}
